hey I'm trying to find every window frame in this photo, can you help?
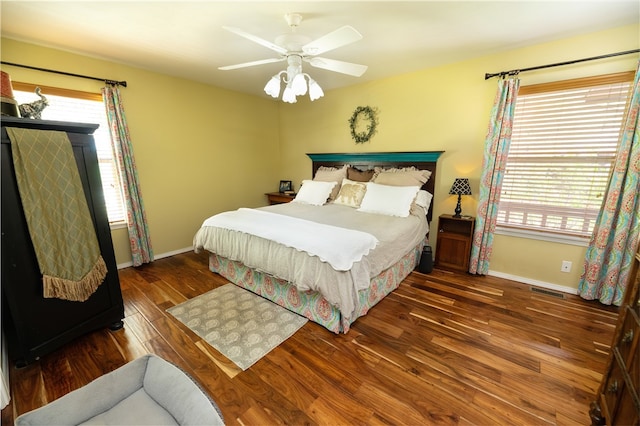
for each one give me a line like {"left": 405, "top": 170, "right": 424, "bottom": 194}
{"left": 495, "top": 71, "right": 635, "bottom": 245}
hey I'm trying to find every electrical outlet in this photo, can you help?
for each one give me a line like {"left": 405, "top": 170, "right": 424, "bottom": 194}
{"left": 561, "top": 261, "right": 572, "bottom": 273}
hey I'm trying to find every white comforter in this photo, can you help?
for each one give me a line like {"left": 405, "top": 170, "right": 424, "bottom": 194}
{"left": 201, "top": 208, "right": 378, "bottom": 271}
{"left": 193, "top": 203, "right": 428, "bottom": 325}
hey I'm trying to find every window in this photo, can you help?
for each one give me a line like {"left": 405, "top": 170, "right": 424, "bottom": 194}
{"left": 497, "top": 72, "right": 634, "bottom": 242}
{"left": 13, "top": 83, "right": 126, "bottom": 225}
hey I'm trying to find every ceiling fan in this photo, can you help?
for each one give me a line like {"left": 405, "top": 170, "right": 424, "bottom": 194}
{"left": 218, "top": 13, "right": 368, "bottom": 102}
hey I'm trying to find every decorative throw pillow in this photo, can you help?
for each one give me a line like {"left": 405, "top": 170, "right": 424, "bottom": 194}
{"left": 313, "top": 165, "right": 348, "bottom": 200}
{"left": 347, "top": 167, "right": 375, "bottom": 182}
{"left": 410, "top": 190, "right": 434, "bottom": 216}
{"left": 414, "top": 190, "right": 433, "bottom": 210}
{"left": 372, "top": 166, "right": 432, "bottom": 187}
{"left": 292, "top": 180, "right": 337, "bottom": 206}
{"left": 334, "top": 178, "right": 367, "bottom": 208}
{"left": 357, "top": 182, "right": 420, "bottom": 217}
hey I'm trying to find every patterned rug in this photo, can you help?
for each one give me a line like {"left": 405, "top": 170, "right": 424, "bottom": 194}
{"left": 167, "top": 284, "right": 307, "bottom": 370}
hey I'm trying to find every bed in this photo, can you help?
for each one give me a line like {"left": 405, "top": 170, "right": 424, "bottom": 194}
{"left": 194, "top": 151, "right": 442, "bottom": 333}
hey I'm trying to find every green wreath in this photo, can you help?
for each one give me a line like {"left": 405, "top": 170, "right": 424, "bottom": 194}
{"left": 348, "top": 106, "right": 378, "bottom": 143}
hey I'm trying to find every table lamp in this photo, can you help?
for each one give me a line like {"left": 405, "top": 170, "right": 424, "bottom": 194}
{"left": 449, "top": 178, "right": 472, "bottom": 218}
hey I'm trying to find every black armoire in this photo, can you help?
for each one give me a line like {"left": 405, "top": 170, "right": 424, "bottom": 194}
{"left": 1, "top": 116, "right": 124, "bottom": 367}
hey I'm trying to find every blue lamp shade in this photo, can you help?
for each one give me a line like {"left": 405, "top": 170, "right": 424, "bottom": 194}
{"left": 449, "top": 178, "right": 472, "bottom": 217}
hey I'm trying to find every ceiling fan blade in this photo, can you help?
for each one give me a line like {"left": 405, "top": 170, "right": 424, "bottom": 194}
{"left": 222, "top": 26, "right": 288, "bottom": 55}
{"left": 307, "top": 57, "right": 368, "bottom": 77}
{"left": 302, "top": 26, "right": 363, "bottom": 56}
{"left": 218, "top": 57, "right": 285, "bottom": 71}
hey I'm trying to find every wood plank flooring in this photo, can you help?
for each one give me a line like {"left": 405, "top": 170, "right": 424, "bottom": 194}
{"left": 2, "top": 251, "right": 619, "bottom": 425}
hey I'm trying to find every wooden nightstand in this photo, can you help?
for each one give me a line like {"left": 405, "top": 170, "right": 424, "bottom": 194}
{"left": 435, "top": 214, "right": 475, "bottom": 272}
{"left": 265, "top": 192, "right": 295, "bottom": 205}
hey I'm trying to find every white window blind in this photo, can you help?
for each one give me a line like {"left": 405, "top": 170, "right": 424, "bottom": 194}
{"left": 13, "top": 84, "right": 126, "bottom": 224}
{"left": 497, "top": 72, "right": 634, "bottom": 238}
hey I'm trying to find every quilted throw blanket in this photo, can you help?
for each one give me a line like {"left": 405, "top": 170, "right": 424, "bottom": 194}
{"left": 201, "top": 208, "right": 379, "bottom": 270}
{"left": 7, "top": 127, "right": 107, "bottom": 302}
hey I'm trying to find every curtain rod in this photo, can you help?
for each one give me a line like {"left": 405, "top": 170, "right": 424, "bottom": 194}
{"left": 1, "top": 61, "right": 127, "bottom": 87}
{"left": 484, "top": 49, "right": 640, "bottom": 80}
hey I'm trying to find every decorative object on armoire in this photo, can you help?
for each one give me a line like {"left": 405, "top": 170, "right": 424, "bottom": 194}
{"left": 0, "top": 70, "right": 20, "bottom": 117}
{"left": 449, "top": 178, "right": 472, "bottom": 218}
{"left": 7, "top": 127, "right": 107, "bottom": 302}
{"left": 17, "top": 86, "right": 49, "bottom": 119}
{"left": 349, "top": 105, "right": 378, "bottom": 143}
{"left": 1, "top": 117, "right": 124, "bottom": 367}
{"left": 218, "top": 13, "right": 367, "bottom": 103}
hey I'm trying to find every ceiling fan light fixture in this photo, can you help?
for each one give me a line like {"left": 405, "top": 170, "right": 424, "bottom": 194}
{"left": 282, "top": 85, "right": 297, "bottom": 103}
{"left": 308, "top": 78, "right": 324, "bottom": 101}
{"left": 263, "top": 74, "right": 282, "bottom": 98}
{"left": 264, "top": 69, "right": 322, "bottom": 102}
{"left": 221, "top": 14, "right": 366, "bottom": 102}
{"left": 291, "top": 73, "right": 308, "bottom": 96}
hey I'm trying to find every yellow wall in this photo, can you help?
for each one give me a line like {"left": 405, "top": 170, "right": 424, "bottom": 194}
{"left": 278, "top": 24, "right": 639, "bottom": 291}
{"left": 1, "top": 38, "right": 281, "bottom": 265}
{"left": 2, "top": 23, "right": 638, "bottom": 291}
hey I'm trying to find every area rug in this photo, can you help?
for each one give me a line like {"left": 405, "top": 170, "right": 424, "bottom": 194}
{"left": 167, "top": 284, "right": 307, "bottom": 370}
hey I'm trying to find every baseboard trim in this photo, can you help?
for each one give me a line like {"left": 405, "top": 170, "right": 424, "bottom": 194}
{"left": 116, "top": 246, "right": 194, "bottom": 270}
{"left": 487, "top": 270, "right": 578, "bottom": 295}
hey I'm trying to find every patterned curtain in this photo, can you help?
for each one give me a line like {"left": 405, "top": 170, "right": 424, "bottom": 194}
{"left": 578, "top": 62, "right": 640, "bottom": 305}
{"left": 102, "top": 85, "right": 153, "bottom": 267}
{"left": 469, "top": 77, "right": 520, "bottom": 275}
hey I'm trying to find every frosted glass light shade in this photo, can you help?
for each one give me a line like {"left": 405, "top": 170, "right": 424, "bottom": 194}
{"left": 265, "top": 70, "right": 323, "bottom": 102}
{"left": 308, "top": 78, "right": 324, "bottom": 101}
{"left": 264, "top": 75, "right": 281, "bottom": 98}
{"left": 291, "top": 73, "right": 307, "bottom": 96}
{"left": 282, "top": 86, "right": 297, "bottom": 103}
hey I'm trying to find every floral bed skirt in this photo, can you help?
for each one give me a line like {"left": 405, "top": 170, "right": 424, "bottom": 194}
{"left": 208, "top": 244, "right": 421, "bottom": 333}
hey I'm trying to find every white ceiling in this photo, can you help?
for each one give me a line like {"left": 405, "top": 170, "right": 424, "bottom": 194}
{"left": 1, "top": 1, "right": 638, "bottom": 100}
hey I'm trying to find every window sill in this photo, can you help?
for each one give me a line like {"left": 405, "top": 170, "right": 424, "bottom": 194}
{"left": 495, "top": 226, "right": 589, "bottom": 247}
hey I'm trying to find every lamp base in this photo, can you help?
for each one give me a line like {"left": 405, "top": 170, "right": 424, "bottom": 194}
{"left": 453, "top": 194, "right": 462, "bottom": 218}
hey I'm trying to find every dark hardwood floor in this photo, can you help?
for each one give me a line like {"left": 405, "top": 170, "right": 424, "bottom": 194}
{"left": 2, "top": 251, "right": 619, "bottom": 425}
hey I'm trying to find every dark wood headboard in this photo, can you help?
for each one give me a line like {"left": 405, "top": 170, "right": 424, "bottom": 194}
{"left": 306, "top": 151, "right": 443, "bottom": 223}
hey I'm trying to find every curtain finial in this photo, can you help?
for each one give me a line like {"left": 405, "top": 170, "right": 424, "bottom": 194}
{"left": 104, "top": 80, "right": 127, "bottom": 87}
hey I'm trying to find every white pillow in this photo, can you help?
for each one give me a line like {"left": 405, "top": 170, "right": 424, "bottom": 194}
{"left": 333, "top": 178, "right": 367, "bottom": 208}
{"left": 292, "top": 180, "right": 336, "bottom": 206}
{"left": 357, "top": 182, "right": 420, "bottom": 217}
